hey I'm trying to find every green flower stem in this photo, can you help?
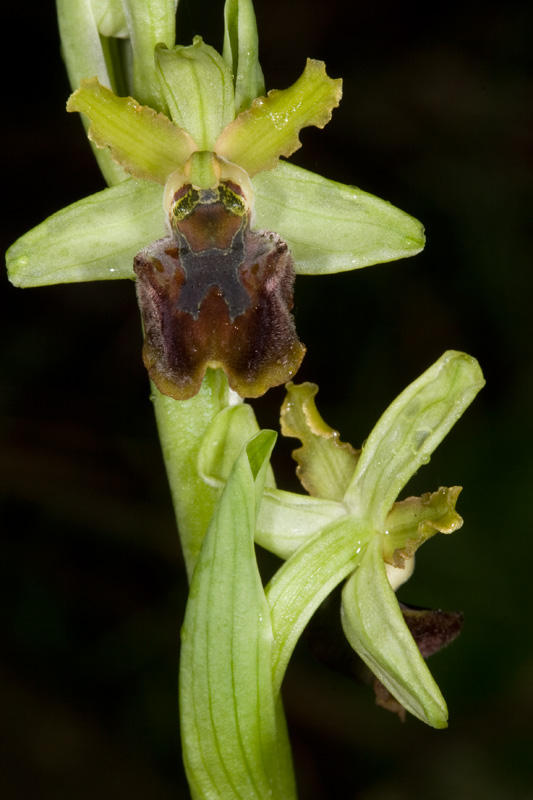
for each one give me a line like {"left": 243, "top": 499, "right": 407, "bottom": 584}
{"left": 151, "top": 369, "right": 241, "bottom": 581}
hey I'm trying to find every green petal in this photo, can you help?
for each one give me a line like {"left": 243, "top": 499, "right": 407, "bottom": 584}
{"left": 344, "top": 351, "right": 485, "bottom": 527}
{"left": 341, "top": 536, "right": 449, "bottom": 728}
{"left": 383, "top": 486, "right": 463, "bottom": 567}
{"left": 120, "top": 0, "right": 177, "bottom": 110}
{"left": 7, "top": 179, "right": 164, "bottom": 287}
{"left": 252, "top": 160, "right": 425, "bottom": 274}
{"left": 223, "top": 0, "right": 265, "bottom": 113}
{"left": 266, "top": 516, "right": 371, "bottom": 693}
{"left": 280, "top": 381, "right": 359, "bottom": 501}
{"left": 155, "top": 39, "right": 235, "bottom": 149}
{"left": 180, "top": 431, "right": 297, "bottom": 799}
{"left": 67, "top": 78, "right": 197, "bottom": 184}
{"left": 216, "top": 59, "right": 342, "bottom": 176}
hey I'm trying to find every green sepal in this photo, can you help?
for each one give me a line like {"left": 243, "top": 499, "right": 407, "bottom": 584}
{"left": 383, "top": 486, "right": 463, "bottom": 567}
{"left": 179, "top": 430, "right": 297, "bottom": 799}
{"left": 6, "top": 179, "right": 164, "bottom": 287}
{"left": 223, "top": 0, "right": 265, "bottom": 113}
{"left": 256, "top": 489, "right": 346, "bottom": 560}
{"left": 344, "top": 351, "right": 485, "bottom": 527}
{"left": 120, "top": 0, "right": 177, "bottom": 110}
{"left": 252, "top": 160, "right": 426, "bottom": 275}
{"left": 197, "top": 404, "right": 276, "bottom": 490}
{"left": 67, "top": 78, "right": 197, "bottom": 184}
{"left": 216, "top": 59, "right": 342, "bottom": 176}
{"left": 341, "top": 535, "right": 449, "bottom": 728}
{"left": 155, "top": 38, "right": 236, "bottom": 149}
{"left": 280, "top": 381, "right": 359, "bottom": 501}
{"left": 266, "top": 516, "right": 372, "bottom": 693}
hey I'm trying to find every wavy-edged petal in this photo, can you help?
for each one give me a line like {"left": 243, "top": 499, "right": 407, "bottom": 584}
{"left": 280, "top": 381, "right": 359, "bottom": 501}
{"left": 383, "top": 486, "right": 463, "bottom": 567}
{"left": 67, "top": 78, "right": 197, "bottom": 184}
{"left": 216, "top": 59, "right": 341, "bottom": 176}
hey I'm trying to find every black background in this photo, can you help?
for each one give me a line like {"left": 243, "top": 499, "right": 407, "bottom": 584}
{"left": 2, "top": 1, "right": 532, "bottom": 797}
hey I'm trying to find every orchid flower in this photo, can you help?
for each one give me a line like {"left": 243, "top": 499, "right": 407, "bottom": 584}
{"left": 5, "top": 1, "right": 484, "bottom": 797}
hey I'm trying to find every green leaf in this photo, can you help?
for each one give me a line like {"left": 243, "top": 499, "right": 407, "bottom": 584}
{"left": 180, "top": 430, "right": 297, "bottom": 799}
{"left": 56, "top": 0, "right": 128, "bottom": 185}
{"left": 251, "top": 160, "right": 425, "bottom": 274}
{"left": 197, "top": 404, "right": 276, "bottom": 490}
{"left": 120, "top": 0, "right": 177, "bottom": 110}
{"left": 280, "top": 381, "right": 359, "bottom": 501}
{"left": 256, "top": 489, "right": 346, "bottom": 559}
{"left": 223, "top": 0, "right": 265, "bottom": 113}
{"left": 7, "top": 179, "right": 164, "bottom": 287}
{"left": 341, "top": 535, "right": 449, "bottom": 728}
{"left": 67, "top": 78, "right": 197, "bottom": 184}
{"left": 266, "top": 516, "right": 371, "bottom": 693}
{"left": 155, "top": 39, "right": 235, "bottom": 149}
{"left": 216, "top": 59, "right": 342, "bottom": 176}
{"left": 343, "top": 351, "right": 485, "bottom": 527}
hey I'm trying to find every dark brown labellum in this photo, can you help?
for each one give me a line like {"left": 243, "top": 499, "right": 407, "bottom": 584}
{"left": 134, "top": 179, "right": 305, "bottom": 400}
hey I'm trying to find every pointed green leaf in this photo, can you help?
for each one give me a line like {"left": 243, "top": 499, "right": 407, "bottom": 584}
{"left": 67, "top": 78, "right": 197, "bottom": 184}
{"left": 223, "top": 0, "right": 265, "bottom": 113}
{"left": 383, "top": 486, "right": 463, "bottom": 567}
{"left": 256, "top": 489, "right": 346, "bottom": 559}
{"left": 180, "top": 430, "right": 296, "bottom": 799}
{"left": 155, "top": 39, "right": 235, "bottom": 149}
{"left": 344, "top": 351, "right": 485, "bottom": 527}
{"left": 252, "top": 160, "right": 426, "bottom": 274}
{"left": 216, "top": 59, "right": 342, "bottom": 176}
{"left": 280, "top": 381, "right": 359, "bottom": 501}
{"left": 120, "top": 0, "right": 177, "bottom": 110}
{"left": 266, "top": 516, "right": 371, "bottom": 693}
{"left": 56, "top": 0, "right": 127, "bottom": 185}
{"left": 7, "top": 179, "right": 164, "bottom": 287}
{"left": 341, "top": 535, "right": 449, "bottom": 728}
